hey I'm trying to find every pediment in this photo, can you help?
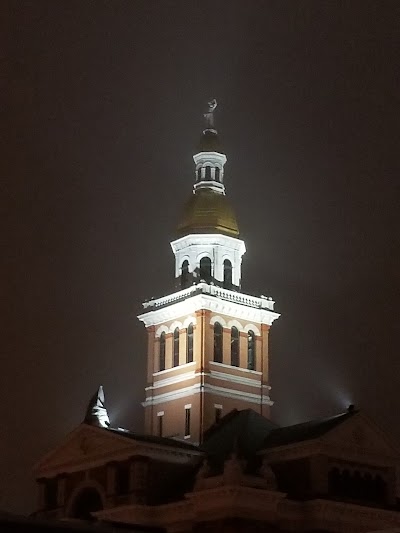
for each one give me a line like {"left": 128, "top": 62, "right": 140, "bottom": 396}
{"left": 34, "top": 424, "right": 137, "bottom": 477}
{"left": 321, "top": 413, "right": 400, "bottom": 459}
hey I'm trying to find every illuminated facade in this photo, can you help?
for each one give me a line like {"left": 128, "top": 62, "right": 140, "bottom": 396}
{"left": 138, "top": 106, "right": 279, "bottom": 442}
{"left": 33, "top": 102, "right": 400, "bottom": 533}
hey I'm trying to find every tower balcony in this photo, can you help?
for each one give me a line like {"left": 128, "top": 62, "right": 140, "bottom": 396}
{"left": 142, "top": 283, "right": 276, "bottom": 312}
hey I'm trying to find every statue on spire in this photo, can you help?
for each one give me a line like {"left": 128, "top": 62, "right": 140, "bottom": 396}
{"left": 84, "top": 385, "right": 110, "bottom": 428}
{"left": 204, "top": 98, "right": 217, "bottom": 129}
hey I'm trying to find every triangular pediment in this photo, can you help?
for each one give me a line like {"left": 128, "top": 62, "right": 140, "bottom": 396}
{"left": 321, "top": 412, "right": 400, "bottom": 459}
{"left": 34, "top": 424, "right": 137, "bottom": 477}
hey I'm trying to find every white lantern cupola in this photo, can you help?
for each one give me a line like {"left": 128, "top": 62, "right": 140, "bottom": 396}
{"left": 171, "top": 99, "right": 246, "bottom": 292}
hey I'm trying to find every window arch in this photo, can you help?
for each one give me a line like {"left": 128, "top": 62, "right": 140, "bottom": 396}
{"left": 215, "top": 167, "right": 220, "bottom": 182}
{"left": 70, "top": 488, "right": 103, "bottom": 521}
{"left": 205, "top": 166, "right": 211, "bottom": 180}
{"left": 159, "top": 332, "right": 166, "bottom": 371}
{"left": 199, "top": 256, "right": 212, "bottom": 282}
{"left": 186, "top": 323, "right": 194, "bottom": 363}
{"left": 247, "top": 330, "right": 256, "bottom": 370}
{"left": 223, "top": 259, "right": 232, "bottom": 288}
{"left": 214, "top": 322, "right": 223, "bottom": 363}
{"left": 173, "top": 327, "right": 180, "bottom": 367}
{"left": 181, "top": 259, "right": 189, "bottom": 289}
{"left": 231, "top": 326, "right": 240, "bottom": 367}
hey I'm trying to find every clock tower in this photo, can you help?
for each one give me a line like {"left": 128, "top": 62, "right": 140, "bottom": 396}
{"left": 138, "top": 100, "right": 279, "bottom": 443}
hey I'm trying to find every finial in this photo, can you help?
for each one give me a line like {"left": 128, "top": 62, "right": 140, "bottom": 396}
{"left": 203, "top": 98, "right": 217, "bottom": 129}
{"left": 84, "top": 385, "right": 110, "bottom": 428}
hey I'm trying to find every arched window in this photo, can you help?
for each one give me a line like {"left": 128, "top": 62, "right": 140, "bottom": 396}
{"left": 223, "top": 259, "right": 232, "bottom": 288}
{"left": 231, "top": 326, "right": 240, "bottom": 367}
{"left": 186, "top": 323, "right": 194, "bottom": 363}
{"left": 196, "top": 169, "right": 201, "bottom": 182}
{"left": 199, "top": 256, "right": 212, "bottom": 282}
{"left": 215, "top": 167, "right": 220, "bottom": 182}
{"left": 181, "top": 260, "right": 189, "bottom": 289}
{"left": 214, "top": 322, "right": 223, "bottom": 363}
{"left": 159, "top": 332, "right": 166, "bottom": 371}
{"left": 247, "top": 330, "right": 256, "bottom": 370}
{"left": 205, "top": 166, "right": 211, "bottom": 180}
{"left": 70, "top": 488, "right": 103, "bottom": 521}
{"left": 173, "top": 327, "right": 180, "bottom": 367}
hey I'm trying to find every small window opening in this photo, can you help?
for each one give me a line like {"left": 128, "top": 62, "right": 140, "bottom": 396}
{"left": 186, "top": 323, "right": 194, "bottom": 363}
{"left": 231, "top": 326, "right": 240, "bottom": 367}
{"left": 159, "top": 332, "right": 166, "bottom": 371}
{"left": 157, "top": 414, "right": 164, "bottom": 437}
{"left": 185, "top": 408, "right": 191, "bottom": 437}
{"left": 247, "top": 330, "right": 256, "bottom": 370}
{"left": 214, "top": 322, "right": 223, "bottom": 363}
{"left": 173, "top": 327, "right": 180, "bottom": 367}
{"left": 223, "top": 259, "right": 232, "bottom": 288}
{"left": 199, "top": 256, "right": 212, "bottom": 282}
{"left": 181, "top": 260, "right": 189, "bottom": 289}
{"left": 115, "top": 464, "right": 130, "bottom": 495}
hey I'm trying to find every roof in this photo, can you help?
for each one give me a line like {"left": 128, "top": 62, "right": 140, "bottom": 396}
{"left": 201, "top": 409, "right": 278, "bottom": 460}
{"left": 105, "top": 426, "right": 200, "bottom": 452}
{"left": 263, "top": 410, "right": 357, "bottom": 448}
{"left": 177, "top": 188, "right": 239, "bottom": 237}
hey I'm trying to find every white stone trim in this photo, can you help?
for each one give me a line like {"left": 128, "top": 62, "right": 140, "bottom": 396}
{"left": 139, "top": 290, "right": 280, "bottom": 328}
{"left": 184, "top": 404, "right": 192, "bottom": 409}
{"left": 142, "top": 385, "right": 199, "bottom": 406}
{"left": 157, "top": 411, "right": 164, "bottom": 417}
{"left": 152, "top": 361, "right": 196, "bottom": 377}
{"left": 146, "top": 370, "right": 196, "bottom": 390}
{"left": 170, "top": 320, "right": 183, "bottom": 332}
{"left": 182, "top": 316, "right": 196, "bottom": 328}
{"left": 143, "top": 382, "right": 272, "bottom": 407}
{"left": 204, "top": 384, "right": 272, "bottom": 405}
{"left": 209, "top": 369, "right": 265, "bottom": 389}
{"left": 243, "top": 323, "right": 261, "bottom": 336}
{"left": 209, "top": 361, "right": 263, "bottom": 376}
{"left": 209, "top": 315, "right": 228, "bottom": 327}
{"left": 155, "top": 325, "right": 169, "bottom": 338}
{"left": 227, "top": 319, "right": 243, "bottom": 331}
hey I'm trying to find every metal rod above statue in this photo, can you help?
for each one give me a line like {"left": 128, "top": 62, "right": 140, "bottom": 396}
{"left": 204, "top": 98, "right": 217, "bottom": 130}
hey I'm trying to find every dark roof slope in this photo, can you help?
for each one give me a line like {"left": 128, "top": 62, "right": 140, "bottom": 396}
{"left": 104, "top": 427, "right": 200, "bottom": 452}
{"left": 201, "top": 409, "right": 278, "bottom": 459}
{"left": 263, "top": 410, "right": 357, "bottom": 449}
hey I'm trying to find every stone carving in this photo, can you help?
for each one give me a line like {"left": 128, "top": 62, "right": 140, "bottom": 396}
{"left": 84, "top": 385, "right": 110, "bottom": 428}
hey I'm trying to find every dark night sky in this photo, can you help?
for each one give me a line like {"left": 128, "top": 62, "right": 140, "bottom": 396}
{"left": 2, "top": 0, "right": 400, "bottom": 515}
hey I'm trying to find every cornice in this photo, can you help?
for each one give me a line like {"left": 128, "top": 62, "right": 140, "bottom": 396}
{"left": 139, "top": 291, "right": 279, "bottom": 328}
{"left": 143, "top": 382, "right": 272, "bottom": 407}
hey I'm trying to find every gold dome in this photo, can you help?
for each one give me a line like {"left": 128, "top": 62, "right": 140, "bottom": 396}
{"left": 177, "top": 189, "right": 239, "bottom": 237}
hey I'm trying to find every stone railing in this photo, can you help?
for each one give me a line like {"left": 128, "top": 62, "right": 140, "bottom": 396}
{"left": 142, "top": 283, "right": 275, "bottom": 311}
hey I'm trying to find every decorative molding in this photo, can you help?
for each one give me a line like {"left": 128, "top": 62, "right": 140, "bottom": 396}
{"left": 152, "top": 361, "right": 196, "bottom": 377}
{"left": 143, "top": 381, "right": 272, "bottom": 407}
{"left": 209, "top": 361, "right": 263, "bottom": 376}
{"left": 139, "top": 289, "right": 279, "bottom": 328}
{"left": 209, "top": 369, "right": 265, "bottom": 389}
{"left": 146, "top": 370, "right": 196, "bottom": 390}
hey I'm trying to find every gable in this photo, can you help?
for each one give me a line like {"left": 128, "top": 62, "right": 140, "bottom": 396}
{"left": 321, "top": 413, "right": 400, "bottom": 460}
{"left": 34, "top": 424, "right": 137, "bottom": 477}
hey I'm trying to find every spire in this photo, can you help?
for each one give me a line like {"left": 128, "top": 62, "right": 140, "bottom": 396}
{"left": 193, "top": 98, "right": 227, "bottom": 195}
{"left": 84, "top": 385, "right": 110, "bottom": 428}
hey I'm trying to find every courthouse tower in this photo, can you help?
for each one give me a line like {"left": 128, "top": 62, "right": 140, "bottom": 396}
{"left": 138, "top": 100, "right": 279, "bottom": 443}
